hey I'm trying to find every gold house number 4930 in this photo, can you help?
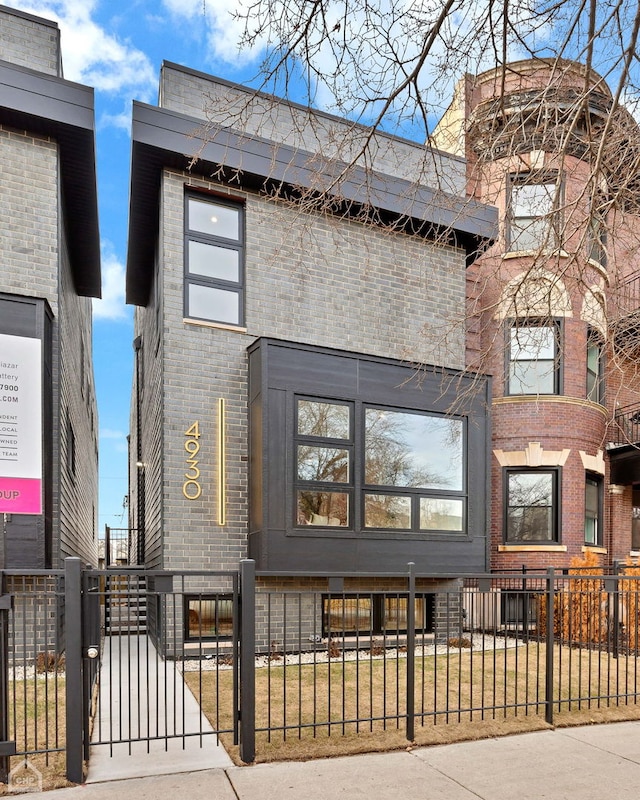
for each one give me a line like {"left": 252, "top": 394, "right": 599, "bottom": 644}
{"left": 182, "top": 421, "right": 202, "bottom": 499}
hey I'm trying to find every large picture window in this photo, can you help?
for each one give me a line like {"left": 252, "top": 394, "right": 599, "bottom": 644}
{"left": 508, "top": 174, "right": 561, "bottom": 252}
{"left": 507, "top": 321, "right": 560, "bottom": 395}
{"left": 184, "top": 193, "right": 244, "bottom": 325}
{"left": 505, "top": 469, "right": 558, "bottom": 542}
{"left": 295, "top": 398, "right": 465, "bottom": 533}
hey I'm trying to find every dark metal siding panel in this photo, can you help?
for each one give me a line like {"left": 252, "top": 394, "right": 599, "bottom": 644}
{"left": 248, "top": 395, "right": 263, "bottom": 534}
{"left": 252, "top": 338, "right": 490, "bottom": 573}
{"left": 266, "top": 344, "right": 359, "bottom": 396}
{"left": 267, "top": 389, "right": 287, "bottom": 531}
{"left": 256, "top": 530, "right": 486, "bottom": 572}
{"left": 0, "top": 294, "right": 51, "bottom": 568}
{"left": 0, "top": 61, "right": 101, "bottom": 298}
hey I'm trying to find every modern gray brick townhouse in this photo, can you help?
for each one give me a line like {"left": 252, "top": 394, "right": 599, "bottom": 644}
{"left": 0, "top": 5, "right": 100, "bottom": 570}
{"left": 125, "top": 61, "right": 498, "bottom": 642}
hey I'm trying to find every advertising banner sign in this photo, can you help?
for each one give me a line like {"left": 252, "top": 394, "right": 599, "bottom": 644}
{"left": 0, "top": 334, "right": 42, "bottom": 514}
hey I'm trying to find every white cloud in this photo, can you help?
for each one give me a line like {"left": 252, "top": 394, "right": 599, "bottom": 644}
{"left": 100, "top": 428, "right": 126, "bottom": 439}
{"left": 4, "top": 0, "right": 156, "bottom": 99}
{"left": 162, "top": 0, "right": 266, "bottom": 66}
{"left": 98, "top": 109, "right": 132, "bottom": 134}
{"left": 99, "top": 428, "right": 129, "bottom": 453}
{"left": 93, "top": 246, "right": 129, "bottom": 321}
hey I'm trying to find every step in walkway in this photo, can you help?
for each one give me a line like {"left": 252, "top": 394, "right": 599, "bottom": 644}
{"left": 87, "top": 634, "right": 233, "bottom": 782}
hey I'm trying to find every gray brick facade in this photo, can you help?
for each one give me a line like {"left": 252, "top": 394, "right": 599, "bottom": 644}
{"left": 127, "top": 62, "right": 497, "bottom": 644}
{"left": 0, "top": 5, "right": 100, "bottom": 569}
{"left": 0, "top": 5, "right": 61, "bottom": 77}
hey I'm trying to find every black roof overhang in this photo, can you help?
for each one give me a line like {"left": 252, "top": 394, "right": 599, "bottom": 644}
{"left": 126, "top": 100, "right": 498, "bottom": 307}
{"left": 0, "top": 60, "right": 101, "bottom": 298}
{"left": 609, "top": 444, "right": 640, "bottom": 485}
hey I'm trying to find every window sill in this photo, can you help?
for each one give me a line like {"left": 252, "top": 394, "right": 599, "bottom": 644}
{"left": 502, "top": 249, "right": 569, "bottom": 260}
{"left": 290, "top": 528, "right": 469, "bottom": 540}
{"left": 183, "top": 317, "right": 247, "bottom": 333}
{"left": 582, "top": 545, "right": 607, "bottom": 555}
{"left": 498, "top": 544, "right": 567, "bottom": 552}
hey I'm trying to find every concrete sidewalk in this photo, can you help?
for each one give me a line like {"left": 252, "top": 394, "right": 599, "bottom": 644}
{"left": 87, "top": 634, "right": 232, "bottom": 782}
{"left": 39, "top": 720, "right": 640, "bottom": 799}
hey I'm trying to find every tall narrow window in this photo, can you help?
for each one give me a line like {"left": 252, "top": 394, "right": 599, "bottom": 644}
{"left": 505, "top": 469, "right": 558, "bottom": 542}
{"left": 507, "top": 322, "right": 560, "bottom": 395}
{"left": 588, "top": 208, "right": 607, "bottom": 266}
{"left": 66, "top": 410, "right": 76, "bottom": 479}
{"left": 586, "top": 331, "right": 604, "bottom": 404}
{"left": 184, "top": 194, "right": 244, "bottom": 326}
{"left": 584, "top": 474, "right": 602, "bottom": 546}
{"left": 508, "top": 174, "right": 561, "bottom": 252}
{"left": 295, "top": 399, "right": 352, "bottom": 527}
{"left": 633, "top": 489, "right": 640, "bottom": 552}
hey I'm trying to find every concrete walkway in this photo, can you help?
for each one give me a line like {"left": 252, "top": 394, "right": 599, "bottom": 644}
{"left": 87, "top": 634, "right": 232, "bottom": 782}
{"left": 39, "top": 720, "right": 640, "bottom": 799}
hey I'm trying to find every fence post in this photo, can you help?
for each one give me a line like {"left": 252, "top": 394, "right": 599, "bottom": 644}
{"left": 406, "top": 562, "right": 416, "bottom": 742}
{"left": 544, "top": 567, "right": 555, "bottom": 725}
{"left": 239, "top": 559, "right": 256, "bottom": 764}
{"left": 612, "top": 561, "right": 620, "bottom": 660}
{"left": 64, "top": 558, "right": 84, "bottom": 784}
{"left": 0, "top": 571, "right": 16, "bottom": 784}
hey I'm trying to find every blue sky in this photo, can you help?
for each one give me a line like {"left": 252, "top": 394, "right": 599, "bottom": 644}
{"left": 3, "top": 0, "right": 278, "bottom": 532}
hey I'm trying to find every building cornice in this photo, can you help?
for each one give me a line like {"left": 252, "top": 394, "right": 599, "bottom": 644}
{"left": 0, "top": 59, "right": 101, "bottom": 298}
{"left": 126, "top": 99, "right": 498, "bottom": 306}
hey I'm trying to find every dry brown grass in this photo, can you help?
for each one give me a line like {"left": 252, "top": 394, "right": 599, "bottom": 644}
{"left": 0, "top": 676, "right": 74, "bottom": 794}
{"left": 186, "top": 641, "right": 640, "bottom": 765}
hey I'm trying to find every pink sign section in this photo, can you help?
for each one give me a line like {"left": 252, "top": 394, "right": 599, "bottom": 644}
{"left": 0, "top": 477, "right": 42, "bottom": 514}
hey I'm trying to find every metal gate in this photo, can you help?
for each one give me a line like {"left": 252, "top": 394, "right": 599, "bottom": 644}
{"left": 81, "top": 567, "right": 241, "bottom": 758}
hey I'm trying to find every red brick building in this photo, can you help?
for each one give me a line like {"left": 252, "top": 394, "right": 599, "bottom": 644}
{"left": 433, "top": 59, "right": 640, "bottom": 571}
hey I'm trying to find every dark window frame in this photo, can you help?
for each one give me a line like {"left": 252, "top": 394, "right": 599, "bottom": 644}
{"left": 506, "top": 318, "right": 562, "bottom": 396}
{"left": 507, "top": 171, "right": 563, "bottom": 253}
{"left": 65, "top": 410, "right": 76, "bottom": 479}
{"left": 322, "top": 593, "right": 434, "bottom": 637}
{"left": 184, "top": 593, "right": 234, "bottom": 642}
{"left": 504, "top": 467, "right": 560, "bottom": 544}
{"left": 584, "top": 473, "right": 603, "bottom": 547}
{"left": 294, "top": 396, "right": 467, "bottom": 535}
{"left": 586, "top": 329, "right": 605, "bottom": 404}
{"left": 632, "top": 488, "right": 640, "bottom": 552}
{"left": 183, "top": 191, "right": 245, "bottom": 326}
{"left": 501, "top": 591, "right": 540, "bottom": 627}
{"left": 587, "top": 203, "right": 608, "bottom": 267}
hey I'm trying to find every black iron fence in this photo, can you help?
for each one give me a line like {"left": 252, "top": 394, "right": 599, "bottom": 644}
{"left": 3, "top": 560, "right": 640, "bottom": 785}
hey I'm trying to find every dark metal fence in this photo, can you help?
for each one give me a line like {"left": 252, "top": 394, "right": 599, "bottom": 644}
{"left": 613, "top": 403, "right": 640, "bottom": 447}
{"left": 3, "top": 560, "right": 640, "bottom": 785}
{"left": 0, "top": 569, "right": 65, "bottom": 785}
